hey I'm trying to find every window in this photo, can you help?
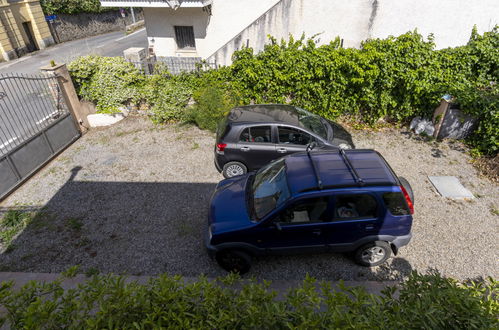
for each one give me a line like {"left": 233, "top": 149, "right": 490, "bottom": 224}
{"left": 252, "top": 159, "right": 290, "bottom": 220}
{"left": 239, "top": 126, "right": 271, "bottom": 143}
{"left": 278, "top": 197, "right": 330, "bottom": 225}
{"left": 174, "top": 26, "right": 195, "bottom": 50}
{"left": 278, "top": 127, "right": 313, "bottom": 145}
{"left": 383, "top": 192, "right": 410, "bottom": 215}
{"left": 294, "top": 107, "right": 328, "bottom": 140}
{"left": 334, "top": 194, "right": 377, "bottom": 220}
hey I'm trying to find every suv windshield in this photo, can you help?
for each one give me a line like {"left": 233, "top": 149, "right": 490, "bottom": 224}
{"left": 295, "top": 107, "right": 328, "bottom": 140}
{"left": 251, "top": 159, "right": 291, "bottom": 220}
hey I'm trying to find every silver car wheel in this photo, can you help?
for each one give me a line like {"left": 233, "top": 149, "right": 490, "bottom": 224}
{"left": 226, "top": 164, "right": 244, "bottom": 177}
{"left": 360, "top": 246, "right": 386, "bottom": 264}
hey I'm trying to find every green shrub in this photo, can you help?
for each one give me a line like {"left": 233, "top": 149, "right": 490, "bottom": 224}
{"left": 0, "top": 271, "right": 496, "bottom": 328}
{"left": 68, "top": 27, "right": 498, "bottom": 155}
{"left": 69, "top": 56, "right": 144, "bottom": 113}
{"left": 226, "top": 28, "right": 498, "bottom": 155}
{"left": 139, "top": 74, "right": 194, "bottom": 123}
{"left": 186, "top": 83, "right": 241, "bottom": 132}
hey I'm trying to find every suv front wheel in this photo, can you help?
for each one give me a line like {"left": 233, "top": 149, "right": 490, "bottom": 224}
{"left": 354, "top": 241, "right": 391, "bottom": 267}
{"left": 222, "top": 161, "right": 247, "bottom": 178}
{"left": 215, "top": 250, "right": 252, "bottom": 274}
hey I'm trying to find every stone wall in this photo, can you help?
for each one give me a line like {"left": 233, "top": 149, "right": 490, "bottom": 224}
{"left": 50, "top": 10, "right": 144, "bottom": 43}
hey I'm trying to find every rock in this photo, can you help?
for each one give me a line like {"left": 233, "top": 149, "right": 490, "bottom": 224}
{"left": 87, "top": 113, "right": 125, "bottom": 127}
{"left": 118, "top": 107, "right": 130, "bottom": 117}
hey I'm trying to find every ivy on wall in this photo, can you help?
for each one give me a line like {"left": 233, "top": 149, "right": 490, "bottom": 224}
{"left": 68, "top": 27, "right": 498, "bottom": 155}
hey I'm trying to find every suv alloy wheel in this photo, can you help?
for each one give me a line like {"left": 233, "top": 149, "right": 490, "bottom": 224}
{"left": 354, "top": 241, "right": 392, "bottom": 267}
{"left": 223, "top": 161, "right": 247, "bottom": 178}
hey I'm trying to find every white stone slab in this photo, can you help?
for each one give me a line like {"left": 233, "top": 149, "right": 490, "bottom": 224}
{"left": 428, "top": 176, "right": 474, "bottom": 199}
{"left": 87, "top": 113, "right": 125, "bottom": 127}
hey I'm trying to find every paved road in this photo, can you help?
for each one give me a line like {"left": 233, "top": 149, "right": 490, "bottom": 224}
{"left": 0, "top": 28, "right": 147, "bottom": 75}
{"left": 0, "top": 29, "right": 147, "bottom": 154}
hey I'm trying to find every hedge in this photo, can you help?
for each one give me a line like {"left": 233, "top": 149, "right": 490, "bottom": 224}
{"left": 68, "top": 27, "right": 498, "bottom": 156}
{"left": 0, "top": 271, "right": 497, "bottom": 328}
{"left": 40, "top": 0, "right": 112, "bottom": 15}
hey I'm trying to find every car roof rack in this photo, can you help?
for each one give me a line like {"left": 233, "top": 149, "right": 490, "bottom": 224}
{"left": 306, "top": 142, "right": 323, "bottom": 190}
{"left": 340, "top": 149, "right": 365, "bottom": 186}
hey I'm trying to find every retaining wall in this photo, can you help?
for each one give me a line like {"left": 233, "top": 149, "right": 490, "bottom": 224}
{"left": 50, "top": 10, "right": 144, "bottom": 43}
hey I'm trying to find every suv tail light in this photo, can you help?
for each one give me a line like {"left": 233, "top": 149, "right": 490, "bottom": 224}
{"left": 216, "top": 143, "right": 227, "bottom": 154}
{"left": 400, "top": 185, "right": 414, "bottom": 214}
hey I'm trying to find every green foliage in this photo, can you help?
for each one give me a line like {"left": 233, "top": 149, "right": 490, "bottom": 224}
{"left": 139, "top": 74, "right": 194, "bottom": 124}
{"left": 187, "top": 83, "right": 242, "bottom": 132}
{"left": 0, "top": 271, "right": 496, "bottom": 328}
{"left": 40, "top": 0, "right": 109, "bottom": 15}
{"left": 225, "top": 28, "right": 498, "bottom": 155}
{"left": 68, "top": 26, "right": 498, "bottom": 155}
{"left": 69, "top": 56, "right": 144, "bottom": 113}
{"left": 0, "top": 210, "right": 33, "bottom": 248}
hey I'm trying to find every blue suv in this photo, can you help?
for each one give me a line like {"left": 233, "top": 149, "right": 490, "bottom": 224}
{"left": 206, "top": 148, "right": 414, "bottom": 273}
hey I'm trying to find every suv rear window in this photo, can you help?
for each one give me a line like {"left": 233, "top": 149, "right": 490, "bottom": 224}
{"left": 383, "top": 192, "right": 410, "bottom": 215}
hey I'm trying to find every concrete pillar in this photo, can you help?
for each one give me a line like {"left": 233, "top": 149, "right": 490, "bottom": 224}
{"left": 40, "top": 63, "right": 87, "bottom": 133}
{"left": 124, "top": 47, "right": 148, "bottom": 72}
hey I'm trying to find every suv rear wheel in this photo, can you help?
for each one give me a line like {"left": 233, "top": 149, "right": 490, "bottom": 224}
{"left": 215, "top": 250, "right": 252, "bottom": 274}
{"left": 223, "top": 161, "right": 247, "bottom": 178}
{"left": 354, "top": 241, "right": 391, "bottom": 267}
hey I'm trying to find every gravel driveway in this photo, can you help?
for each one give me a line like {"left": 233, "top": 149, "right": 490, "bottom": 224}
{"left": 0, "top": 117, "right": 497, "bottom": 281}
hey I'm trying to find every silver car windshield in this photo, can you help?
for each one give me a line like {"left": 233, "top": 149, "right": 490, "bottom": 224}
{"left": 252, "top": 159, "right": 291, "bottom": 220}
{"left": 295, "top": 107, "right": 328, "bottom": 140}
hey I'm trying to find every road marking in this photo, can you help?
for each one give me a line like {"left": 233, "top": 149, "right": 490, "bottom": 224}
{"left": 115, "top": 28, "right": 145, "bottom": 41}
{"left": 0, "top": 136, "right": 18, "bottom": 149}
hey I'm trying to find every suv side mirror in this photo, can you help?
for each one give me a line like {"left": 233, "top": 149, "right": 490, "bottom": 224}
{"left": 275, "top": 223, "right": 282, "bottom": 231}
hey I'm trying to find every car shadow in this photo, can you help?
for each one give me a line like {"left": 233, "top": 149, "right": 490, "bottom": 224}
{"left": 0, "top": 167, "right": 413, "bottom": 281}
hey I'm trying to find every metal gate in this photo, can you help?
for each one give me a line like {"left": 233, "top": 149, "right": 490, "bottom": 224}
{"left": 0, "top": 73, "right": 80, "bottom": 200}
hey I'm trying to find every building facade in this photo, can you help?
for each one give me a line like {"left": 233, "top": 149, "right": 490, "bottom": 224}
{"left": 0, "top": 0, "right": 54, "bottom": 62}
{"left": 101, "top": 0, "right": 499, "bottom": 66}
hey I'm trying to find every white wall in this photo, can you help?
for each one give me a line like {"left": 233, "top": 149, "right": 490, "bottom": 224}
{"left": 144, "top": 0, "right": 499, "bottom": 64}
{"left": 371, "top": 0, "right": 498, "bottom": 49}
{"left": 144, "top": 0, "right": 280, "bottom": 57}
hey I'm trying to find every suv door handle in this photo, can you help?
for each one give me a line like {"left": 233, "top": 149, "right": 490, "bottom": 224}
{"left": 312, "top": 230, "right": 321, "bottom": 235}
{"left": 277, "top": 148, "right": 287, "bottom": 153}
{"left": 240, "top": 146, "right": 250, "bottom": 152}
{"left": 365, "top": 224, "right": 375, "bottom": 231}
